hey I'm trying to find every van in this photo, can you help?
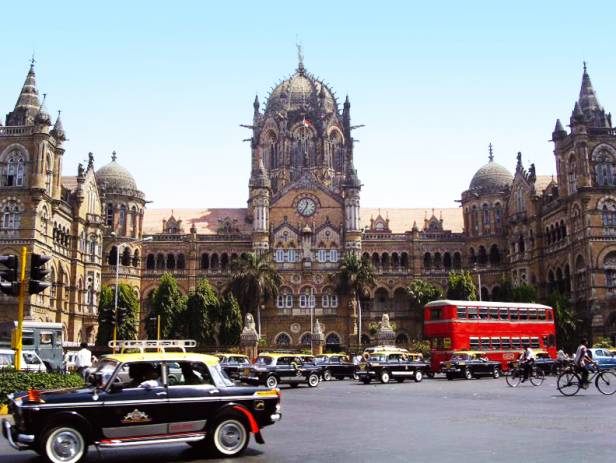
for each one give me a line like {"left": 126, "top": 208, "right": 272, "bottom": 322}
{"left": 0, "top": 321, "right": 64, "bottom": 371}
{"left": 0, "top": 348, "right": 47, "bottom": 372}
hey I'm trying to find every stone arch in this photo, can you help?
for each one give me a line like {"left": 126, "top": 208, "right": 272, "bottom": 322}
{"left": 371, "top": 252, "right": 380, "bottom": 268}
{"left": 108, "top": 246, "right": 118, "bottom": 266}
{"left": 489, "top": 244, "right": 500, "bottom": 265}
{"left": 401, "top": 252, "right": 409, "bottom": 269}
{"left": 325, "top": 332, "right": 342, "bottom": 352}
{"left": 299, "top": 332, "right": 312, "bottom": 346}
{"left": 477, "top": 246, "right": 488, "bottom": 265}
{"left": 166, "top": 253, "right": 176, "bottom": 270}
{"left": 393, "top": 287, "right": 409, "bottom": 312}
{"left": 274, "top": 332, "right": 292, "bottom": 347}
{"left": 210, "top": 253, "right": 219, "bottom": 270}
{"left": 433, "top": 252, "right": 442, "bottom": 269}
{"left": 132, "top": 249, "right": 140, "bottom": 267}
{"left": 374, "top": 287, "right": 389, "bottom": 312}
{"left": 480, "top": 286, "right": 490, "bottom": 301}
{"left": 453, "top": 252, "right": 462, "bottom": 269}
{"left": 177, "top": 253, "right": 186, "bottom": 270}
{"left": 156, "top": 253, "right": 165, "bottom": 269}
{"left": 395, "top": 332, "right": 409, "bottom": 346}
{"left": 423, "top": 252, "right": 432, "bottom": 270}
{"left": 443, "top": 252, "right": 452, "bottom": 269}
{"left": 121, "top": 246, "right": 131, "bottom": 266}
{"left": 201, "top": 253, "right": 209, "bottom": 269}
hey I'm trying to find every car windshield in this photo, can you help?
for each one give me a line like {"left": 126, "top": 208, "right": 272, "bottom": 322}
{"left": 95, "top": 360, "right": 120, "bottom": 387}
{"left": 452, "top": 354, "right": 470, "bottom": 361}
{"left": 255, "top": 356, "right": 273, "bottom": 365}
{"left": 22, "top": 352, "right": 41, "bottom": 364}
{"left": 369, "top": 355, "right": 386, "bottom": 362}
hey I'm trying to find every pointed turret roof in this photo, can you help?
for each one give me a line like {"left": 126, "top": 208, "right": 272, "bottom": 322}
{"left": 5, "top": 61, "right": 41, "bottom": 126}
{"left": 51, "top": 110, "right": 66, "bottom": 141}
{"left": 572, "top": 63, "right": 611, "bottom": 128}
{"left": 579, "top": 62, "right": 601, "bottom": 113}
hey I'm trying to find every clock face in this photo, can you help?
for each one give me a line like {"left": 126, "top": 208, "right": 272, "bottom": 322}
{"left": 297, "top": 198, "right": 317, "bottom": 217}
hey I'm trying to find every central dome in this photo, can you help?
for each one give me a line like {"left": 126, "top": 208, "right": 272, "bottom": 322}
{"left": 95, "top": 153, "right": 138, "bottom": 191}
{"left": 469, "top": 158, "right": 513, "bottom": 192}
{"left": 265, "top": 66, "right": 337, "bottom": 114}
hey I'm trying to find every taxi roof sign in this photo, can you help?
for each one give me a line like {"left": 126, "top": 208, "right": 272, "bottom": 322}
{"left": 108, "top": 339, "right": 197, "bottom": 353}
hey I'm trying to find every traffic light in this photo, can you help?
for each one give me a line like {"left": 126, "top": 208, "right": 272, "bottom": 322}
{"left": 0, "top": 255, "right": 19, "bottom": 296}
{"left": 28, "top": 254, "right": 51, "bottom": 295}
{"left": 100, "top": 307, "right": 115, "bottom": 325}
{"left": 116, "top": 307, "right": 127, "bottom": 326}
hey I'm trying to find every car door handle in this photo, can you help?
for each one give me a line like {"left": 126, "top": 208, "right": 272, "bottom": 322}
{"left": 156, "top": 391, "right": 167, "bottom": 396}
{"left": 209, "top": 389, "right": 220, "bottom": 394}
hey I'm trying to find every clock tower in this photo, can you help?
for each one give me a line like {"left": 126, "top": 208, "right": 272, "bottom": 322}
{"left": 247, "top": 53, "right": 361, "bottom": 350}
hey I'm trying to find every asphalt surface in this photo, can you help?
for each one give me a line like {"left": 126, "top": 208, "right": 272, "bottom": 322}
{"left": 1, "top": 376, "right": 615, "bottom": 463}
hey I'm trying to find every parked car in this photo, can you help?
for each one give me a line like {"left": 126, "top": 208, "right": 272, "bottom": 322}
{"left": 240, "top": 353, "right": 321, "bottom": 388}
{"left": 441, "top": 351, "right": 501, "bottom": 380}
{"left": 2, "top": 350, "right": 282, "bottom": 462}
{"left": 356, "top": 350, "right": 429, "bottom": 384}
{"left": 216, "top": 353, "right": 250, "bottom": 380}
{"left": 315, "top": 353, "right": 357, "bottom": 381}
{"left": 0, "top": 348, "right": 47, "bottom": 372}
{"left": 589, "top": 348, "right": 616, "bottom": 370}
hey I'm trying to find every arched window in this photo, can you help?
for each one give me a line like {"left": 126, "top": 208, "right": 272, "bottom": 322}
{"left": 131, "top": 206, "right": 138, "bottom": 238}
{"left": 4, "top": 151, "right": 26, "bottom": 187}
{"left": 121, "top": 247, "right": 131, "bottom": 266}
{"left": 299, "top": 287, "right": 315, "bottom": 309}
{"left": 433, "top": 252, "right": 442, "bottom": 269}
{"left": 518, "top": 235, "right": 525, "bottom": 254}
{"left": 494, "top": 203, "right": 502, "bottom": 228}
{"left": 156, "top": 253, "right": 165, "bottom": 269}
{"left": 478, "top": 246, "right": 488, "bottom": 266}
{"left": 166, "top": 254, "right": 176, "bottom": 270}
{"left": 201, "top": 253, "right": 209, "bottom": 270}
{"left": 220, "top": 253, "right": 229, "bottom": 271}
{"left": 210, "top": 254, "right": 219, "bottom": 270}
{"left": 482, "top": 204, "right": 490, "bottom": 227}
{"left": 1, "top": 201, "right": 21, "bottom": 229}
{"left": 276, "top": 287, "right": 293, "bottom": 309}
{"left": 146, "top": 254, "right": 155, "bottom": 270}
{"left": 443, "top": 252, "right": 452, "bottom": 269}
{"left": 330, "top": 131, "right": 344, "bottom": 171}
{"left": 374, "top": 288, "right": 389, "bottom": 312}
{"left": 108, "top": 246, "right": 118, "bottom": 265}
{"left": 292, "top": 127, "right": 315, "bottom": 168}
{"left": 575, "top": 255, "right": 586, "bottom": 292}
{"left": 45, "top": 154, "right": 53, "bottom": 195}
{"left": 275, "top": 333, "right": 291, "bottom": 347}
{"left": 423, "top": 252, "right": 432, "bottom": 270}
{"left": 393, "top": 288, "right": 409, "bottom": 312}
{"left": 300, "top": 332, "right": 312, "bottom": 346}
{"left": 604, "top": 252, "right": 616, "bottom": 293}
{"left": 265, "top": 131, "right": 278, "bottom": 169}
{"left": 489, "top": 245, "right": 500, "bottom": 265}
{"left": 594, "top": 148, "right": 615, "bottom": 186}
{"left": 568, "top": 156, "right": 577, "bottom": 194}
{"left": 472, "top": 205, "right": 479, "bottom": 235}
{"left": 401, "top": 252, "right": 409, "bottom": 269}
{"left": 516, "top": 188, "right": 525, "bottom": 212}
{"left": 468, "top": 248, "right": 476, "bottom": 266}
{"left": 453, "top": 252, "right": 462, "bottom": 269}
{"left": 132, "top": 249, "right": 140, "bottom": 267}
{"left": 325, "top": 333, "right": 341, "bottom": 350}
{"left": 118, "top": 205, "right": 127, "bottom": 235}
{"left": 106, "top": 203, "right": 114, "bottom": 226}
{"left": 372, "top": 253, "right": 380, "bottom": 269}
{"left": 177, "top": 254, "right": 186, "bottom": 270}
{"left": 602, "top": 203, "right": 616, "bottom": 227}
{"left": 321, "top": 288, "right": 338, "bottom": 310}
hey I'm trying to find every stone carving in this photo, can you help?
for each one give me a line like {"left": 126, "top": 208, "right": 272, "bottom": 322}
{"left": 376, "top": 313, "right": 395, "bottom": 346}
{"left": 243, "top": 313, "right": 256, "bottom": 333}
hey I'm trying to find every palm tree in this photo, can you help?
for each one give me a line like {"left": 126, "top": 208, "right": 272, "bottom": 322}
{"left": 226, "top": 252, "right": 281, "bottom": 334}
{"left": 334, "top": 253, "right": 376, "bottom": 345}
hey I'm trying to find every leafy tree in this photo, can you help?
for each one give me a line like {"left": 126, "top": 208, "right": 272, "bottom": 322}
{"left": 545, "top": 291, "right": 579, "bottom": 352}
{"left": 96, "top": 284, "right": 139, "bottom": 346}
{"left": 226, "top": 253, "right": 281, "bottom": 318}
{"left": 218, "top": 293, "right": 243, "bottom": 346}
{"left": 407, "top": 279, "right": 443, "bottom": 309}
{"left": 446, "top": 271, "right": 477, "bottom": 301}
{"left": 498, "top": 278, "right": 537, "bottom": 302}
{"left": 593, "top": 336, "right": 614, "bottom": 349}
{"left": 334, "top": 253, "right": 376, "bottom": 344}
{"left": 147, "top": 272, "right": 186, "bottom": 339}
{"left": 181, "top": 279, "right": 219, "bottom": 345}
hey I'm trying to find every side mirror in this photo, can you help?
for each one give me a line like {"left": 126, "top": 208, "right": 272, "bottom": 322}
{"left": 110, "top": 382, "right": 124, "bottom": 393}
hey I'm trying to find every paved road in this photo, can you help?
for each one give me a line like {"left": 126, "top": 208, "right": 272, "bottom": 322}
{"left": 1, "top": 376, "right": 615, "bottom": 462}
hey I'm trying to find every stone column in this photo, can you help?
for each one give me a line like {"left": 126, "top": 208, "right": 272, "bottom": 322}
{"left": 376, "top": 313, "right": 395, "bottom": 346}
{"left": 240, "top": 313, "right": 259, "bottom": 361}
{"left": 312, "top": 319, "right": 325, "bottom": 356}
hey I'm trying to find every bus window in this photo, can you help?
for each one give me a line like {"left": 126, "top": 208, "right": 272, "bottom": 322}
{"left": 491, "top": 337, "right": 501, "bottom": 350}
{"left": 479, "top": 307, "right": 488, "bottom": 320}
{"left": 489, "top": 308, "right": 499, "bottom": 319}
{"left": 468, "top": 307, "right": 479, "bottom": 319}
{"left": 499, "top": 308, "right": 508, "bottom": 320}
{"left": 431, "top": 308, "right": 442, "bottom": 320}
{"left": 510, "top": 309, "right": 519, "bottom": 321}
{"left": 501, "top": 337, "right": 511, "bottom": 349}
{"left": 547, "top": 310, "right": 553, "bottom": 320}
{"left": 528, "top": 309, "right": 537, "bottom": 320}
{"left": 519, "top": 309, "right": 528, "bottom": 320}
{"left": 40, "top": 332, "right": 53, "bottom": 345}
{"left": 456, "top": 307, "right": 467, "bottom": 319}
{"left": 22, "top": 331, "right": 34, "bottom": 346}
{"left": 531, "top": 337, "right": 540, "bottom": 348}
{"left": 480, "top": 337, "right": 490, "bottom": 349}
{"left": 521, "top": 337, "right": 530, "bottom": 348}
{"left": 469, "top": 337, "right": 479, "bottom": 350}
{"left": 538, "top": 309, "right": 546, "bottom": 320}
{"left": 512, "top": 337, "right": 521, "bottom": 349}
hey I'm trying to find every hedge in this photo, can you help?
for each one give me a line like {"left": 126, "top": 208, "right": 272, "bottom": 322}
{"left": 0, "top": 370, "right": 84, "bottom": 405}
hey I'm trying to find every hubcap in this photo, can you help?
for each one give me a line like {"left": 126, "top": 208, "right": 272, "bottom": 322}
{"left": 50, "top": 430, "right": 82, "bottom": 462}
{"left": 217, "top": 421, "right": 245, "bottom": 453}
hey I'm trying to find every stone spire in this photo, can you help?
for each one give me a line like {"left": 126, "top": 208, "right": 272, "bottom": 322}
{"left": 51, "top": 110, "right": 66, "bottom": 141}
{"left": 552, "top": 118, "right": 566, "bottom": 141}
{"left": 6, "top": 59, "right": 41, "bottom": 126}
{"left": 488, "top": 143, "right": 494, "bottom": 162}
{"left": 574, "top": 63, "right": 611, "bottom": 128}
{"left": 34, "top": 93, "right": 51, "bottom": 126}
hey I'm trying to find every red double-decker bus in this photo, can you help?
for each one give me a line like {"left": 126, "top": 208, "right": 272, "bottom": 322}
{"left": 424, "top": 300, "right": 557, "bottom": 372}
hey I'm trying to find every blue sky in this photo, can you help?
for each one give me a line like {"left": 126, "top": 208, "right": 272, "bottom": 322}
{"left": 2, "top": 1, "right": 615, "bottom": 210}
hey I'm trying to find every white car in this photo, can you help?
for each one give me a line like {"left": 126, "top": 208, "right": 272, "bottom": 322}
{"left": 0, "top": 348, "right": 47, "bottom": 372}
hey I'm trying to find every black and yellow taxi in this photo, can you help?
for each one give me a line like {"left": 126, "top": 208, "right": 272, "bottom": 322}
{"left": 531, "top": 349, "right": 558, "bottom": 375}
{"left": 2, "top": 350, "right": 281, "bottom": 463}
{"left": 356, "top": 350, "right": 428, "bottom": 384}
{"left": 216, "top": 353, "right": 251, "bottom": 380}
{"left": 441, "top": 351, "right": 501, "bottom": 380}
{"left": 240, "top": 353, "right": 321, "bottom": 389}
{"left": 315, "top": 353, "right": 357, "bottom": 381}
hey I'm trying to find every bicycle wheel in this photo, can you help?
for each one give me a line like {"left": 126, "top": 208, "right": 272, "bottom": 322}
{"left": 505, "top": 369, "right": 521, "bottom": 387}
{"left": 530, "top": 368, "right": 545, "bottom": 386}
{"left": 595, "top": 370, "right": 616, "bottom": 395}
{"left": 557, "top": 371, "right": 581, "bottom": 396}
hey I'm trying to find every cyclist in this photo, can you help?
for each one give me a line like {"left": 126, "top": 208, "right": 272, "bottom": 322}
{"left": 519, "top": 346, "right": 535, "bottom": 382}
{"left": 574, "top": 338, "right": 594, "bottom": 389}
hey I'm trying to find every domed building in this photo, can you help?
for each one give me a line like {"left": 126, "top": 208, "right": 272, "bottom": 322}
{"left": 96, "top": 152, "right": 146, "bottom": 299}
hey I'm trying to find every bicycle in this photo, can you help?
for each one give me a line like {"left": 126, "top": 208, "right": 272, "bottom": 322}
{"left": 505, "top": 361, "right": 544, "bottom": 387}
{"left": 556, "top": 362, "right": 616, "bottom": 396}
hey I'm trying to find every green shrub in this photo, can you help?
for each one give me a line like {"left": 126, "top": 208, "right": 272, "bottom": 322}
{"left": 0, "top": 370, "right": 84, "bottom": 405}
{"left": 410, "top": 339, "right": 431, "bottom": 359}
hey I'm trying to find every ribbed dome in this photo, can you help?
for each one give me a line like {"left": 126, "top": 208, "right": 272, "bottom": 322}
{"left": 95, "top": 153, "right": 138, "bottom": 191}
{"left": 469, "top": 159, "right": 513, "bottom": 192}
{"left": 265, "top": 68, "right": 336, "bottom": 114}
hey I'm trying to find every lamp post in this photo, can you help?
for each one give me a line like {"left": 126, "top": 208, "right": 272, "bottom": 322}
{"left": 309, "top": 288, "right": 315, "bottom": 351}
{"left": 473, "top": 264, "right": 482, "bottom": 301}
{"left": 258, "top": 304, "right": 263, "bottom": 337}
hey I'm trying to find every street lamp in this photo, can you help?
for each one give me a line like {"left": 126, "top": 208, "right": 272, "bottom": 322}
{"left": 473, "top": 263, "right": 482, "bottom": 301}
{"left": 258, "top": 304, "right": 263, "bottom": 337}
{"left": 309, "top": 288, "right": 315, "bottom": 351}
{"left": 110, "top": 233, "right": 152, "bottom": 347}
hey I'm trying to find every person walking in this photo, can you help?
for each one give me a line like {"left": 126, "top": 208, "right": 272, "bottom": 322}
{"left": 75, "top": 342, "right": 94, "bottom": 380}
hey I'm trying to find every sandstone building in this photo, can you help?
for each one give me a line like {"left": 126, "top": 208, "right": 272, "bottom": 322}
{"left": 1, "top": 58, "right": 615, "bottom": 348}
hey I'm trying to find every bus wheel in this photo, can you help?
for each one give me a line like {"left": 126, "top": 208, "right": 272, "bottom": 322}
{"left": 464, "top": 369, "right": 473, "bottom": 380}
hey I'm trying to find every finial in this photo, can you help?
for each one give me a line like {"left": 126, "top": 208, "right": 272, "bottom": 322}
{"left": 488, "top": 143, "right": 494, "bottom": 162}
{"left": 30, "top": 52, "right": 36, "bottom": 70}
{"left": 583, "top": 61, "right": 587, "bottom": 74}
{"left": 41, "top": 93, "right": 47, "bottom": 107}
{"left": 111, "top": 150, "right": 117, "bottom": 162}
{"left": 296, "top": 40, "right": 304, "bottom": 71}
{"left": 88, "top": 152, "right": 94, "bottom": 169}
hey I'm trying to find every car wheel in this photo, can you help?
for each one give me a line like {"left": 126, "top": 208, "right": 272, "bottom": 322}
{"left": 323, "top": 369, "right": 332, "bottom": 381}
{"left": 414, "top": 371, "right": 423, "bottom": 383}
{"left": 464, "top": 369, "right": 473, "bottom": 380}
{"left": 353, "top": 373, "right": 359, "bottom": 381}
{"left": 207, "top": 416, "right": 249, "bottom": 457}
{"left": 492, "top": 367, "right": 500, "bottom": 379}
{"left": 307, "top": 373, "right": 320, "bottom": 388}
{"left": 41, "top": 425, "right": 88, "bottom": 463}
{"left": 266, "top": 375, "right": 278, "bottom": 388}
{"left": 380, "top": 371, "right": 390, "bottom": 384}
